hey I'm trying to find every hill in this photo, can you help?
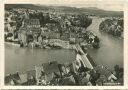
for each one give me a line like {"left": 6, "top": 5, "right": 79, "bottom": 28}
{"left": 5, "top": 4, "right": 123, "bottom": 17}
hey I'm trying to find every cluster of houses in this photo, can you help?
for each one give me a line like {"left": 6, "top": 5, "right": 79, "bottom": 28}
{"left": 5, "top": 8, "right": 98, "bottom": 49}
{"left": 4, "top": 7, "right": 123, "bottom": 86}
{"left": 5, "top": 48, "right": 123, "bottom": 86}
{"left": 17, "top": 18, "right": 73, "bottom": 49}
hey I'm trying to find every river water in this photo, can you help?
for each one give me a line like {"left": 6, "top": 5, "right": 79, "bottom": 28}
{"left": 5, "top": 45, "right": 76, "bottom": 74}
{"left": 5, "top": 18, "right": 123, "bottom": 74}
{"left": 86, "top": 18, "right": 123, "bottom": 70}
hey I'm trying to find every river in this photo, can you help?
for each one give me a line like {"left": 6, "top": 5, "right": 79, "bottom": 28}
{"left": 86, "top": 18, "right": 123, "bottom": 70}
{"left": 5, "top": 44, "right": 76, "bottom": 74}
{"left": 5, "top": 18, "right": 123, "bottom": 75}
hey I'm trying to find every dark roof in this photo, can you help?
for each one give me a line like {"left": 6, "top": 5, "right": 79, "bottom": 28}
{"left": 42, "top": 61, "right": 60, "bottom": 74}
{"left": 26, "top": 70, "right": 36, "bottom": 78}
{"left": 5, "top": 75, "right": 11, "bottom": 84}
{"left": 11, "top": 72, "right": 21, "bottom": 80}
{"left": 5, "top": 72, "right": 21, "bottom": 85}
{"left": 59, "top": 75, "right": 76, "bottom": 85}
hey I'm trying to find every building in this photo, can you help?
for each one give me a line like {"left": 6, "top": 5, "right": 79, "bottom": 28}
{"left": 48, "top": 39, "right": 70, "bottom": 49}
{"left": 18, "top": 19, "right": 41, "bottom": 45}
{"left": 19, "top": 73, "right": 27, "bottom": 85}
{"left": 35, "top": 61, "right": 61, "bottom": 85}
{"left": 18, "top": 27, "right": 28, "bottom": 46}
{"left": 5, "top": 72, "right": 21, "bottom": 85}
{"left": 22, "top": 19, "right": 40, "bottom": 28}
{"left": 26, "top": 70, "right": 37, "bottom": 85}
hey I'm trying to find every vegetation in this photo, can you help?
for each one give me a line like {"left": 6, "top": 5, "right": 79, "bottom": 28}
{"left": 5, "top": 4, "right": 123, "bottom": 17}
{"left": 99, "top": 18, "right": 123, "bottom": 37}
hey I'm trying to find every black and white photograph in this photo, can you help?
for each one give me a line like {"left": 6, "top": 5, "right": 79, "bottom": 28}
{"left": 4, "top": 3, "right": 124, "bottom": 86}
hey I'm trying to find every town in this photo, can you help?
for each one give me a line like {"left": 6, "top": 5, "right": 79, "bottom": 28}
{"left": 4, "top": 7, "right": 100, "bottom": 49}
{"left": 4, "top": 4, "right": 124, "bottom": 86}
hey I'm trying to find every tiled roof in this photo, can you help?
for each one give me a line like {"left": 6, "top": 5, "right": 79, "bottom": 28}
{"left": 59, "top": 75, "right": 75, "bottom": 85}
{"left": 11, "top": 73, "right": 21, "bottom": 80}
{"left": 19, "top": 73, "right": 27, "bottom": 83}
{"left": 5, "top": 75, "right": 11, "bottom": 84}
{"left": 42, "top": 61, "right": 60, "bottom": 75}
{"left": 24, "top": 19, "right": 40, "bottom": 26}
{"left": 5, "top": 73, "right": 21, "bottom": 85}
{"left": 26, "top": 70, "right": 36, "bottom": 79}
{"left": 94, "top": 65, "right": 112, "bottom": 78}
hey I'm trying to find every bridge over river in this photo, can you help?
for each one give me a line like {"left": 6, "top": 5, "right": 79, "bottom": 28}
{"left": 5, "top": 17, "right": 123, "bottom": 75}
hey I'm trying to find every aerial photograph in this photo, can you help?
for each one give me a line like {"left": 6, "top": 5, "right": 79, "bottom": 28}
{"left": 4, "top": 4, "right": 123, "bottom": 86}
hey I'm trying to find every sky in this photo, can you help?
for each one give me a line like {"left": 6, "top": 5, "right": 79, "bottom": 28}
{"left": 37, "top": 0, "right": 124, "bottom": 11}
{"left": 40, "top": 4, "right": 123, "bottom": 11}
{"left": 4, "top": 0, "right": 125, "bottom": 11}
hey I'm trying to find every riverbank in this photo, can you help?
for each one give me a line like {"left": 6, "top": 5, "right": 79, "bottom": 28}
{"left": 5, "top": 18, "right": 124, "bottom": 86}
{"left": 5, "top": 41, "right": 77, "bottom": 50}
{"left": 5, "top": 43, "right": 123, "bottom": 86}
{"left": 85, "top": 18, "right": 123, "bottom": 69}
{"left": 5, "top": 42, "right": 20, "bottom": 47}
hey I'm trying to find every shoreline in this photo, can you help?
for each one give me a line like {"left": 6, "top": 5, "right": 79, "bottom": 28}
{"left": 5, "top": 45, "right": 122, "bottom": 85}
{"left": 5, "top": 41, "right": 20, "bottom": 47}
{"left": 5, "top": 43, "right": 93, "bottom": 75}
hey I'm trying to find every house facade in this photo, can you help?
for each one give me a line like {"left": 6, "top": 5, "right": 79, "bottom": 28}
{"left": 18, "top": 19, "right": 41, "bottom": 45}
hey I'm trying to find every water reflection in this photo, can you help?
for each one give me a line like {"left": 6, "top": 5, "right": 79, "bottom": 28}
{"left": 5, "top": 44, "right": 76, "bottom": 74}
{"left": 87, "top": 18, "right": 123, "bottom": 70}
{"left": 5, "top": 18, "right": 123, "bottom": 75}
